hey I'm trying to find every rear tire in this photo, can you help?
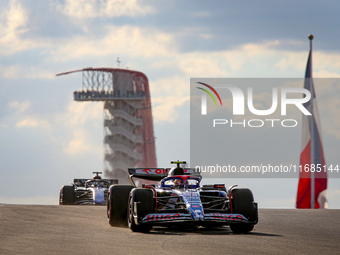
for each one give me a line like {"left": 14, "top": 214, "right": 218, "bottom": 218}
{"left": 59, "top": 185, "right": 75, "bottom": 205}
{"left": 128, "top": 188, "right": 154, "bottom": 233}
{"left": 230, "top": 188, "right": 258, "bottom": 234}
{"left": 107, "top": 185, "right": 134, "bottom": 227}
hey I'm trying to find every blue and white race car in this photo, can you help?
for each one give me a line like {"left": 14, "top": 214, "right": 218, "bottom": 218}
{"left": 107, "top": 162, "right": 258, "bottom": 233}
{"left": 59, "top": 172, "right": 118, "bottom": 205}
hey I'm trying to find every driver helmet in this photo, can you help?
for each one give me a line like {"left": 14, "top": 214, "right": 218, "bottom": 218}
{"left": 168, "top": 167, "right": 184, "bottom": 176}
{"left": 174, "top": 179, "right": 184, "bottom": 188}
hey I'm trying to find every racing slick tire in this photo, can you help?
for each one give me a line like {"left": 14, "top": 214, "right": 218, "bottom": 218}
{"left": 128, "top": 188, "right": 154, "bottom": 233}
{"left": 59, "top": 185, "right": 75, "bottom": 205}
{"left": 107, "top": 185, "right": 134, "bottom": 227}
{"left": 229, "top": 188, "right": 258, "bottom": 234}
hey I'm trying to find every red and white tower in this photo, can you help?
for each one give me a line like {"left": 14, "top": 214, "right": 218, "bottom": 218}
{"left": 57, "top": 68, "right": 157, "bottom": 182}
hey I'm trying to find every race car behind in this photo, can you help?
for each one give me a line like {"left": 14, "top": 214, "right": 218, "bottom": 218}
{"left": 59, "top": 172, "right": 118, "bottom": 205}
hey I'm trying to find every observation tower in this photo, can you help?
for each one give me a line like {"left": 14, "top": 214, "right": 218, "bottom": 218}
{"left": 57, "top": 67, "right": 157, "bottom": 182}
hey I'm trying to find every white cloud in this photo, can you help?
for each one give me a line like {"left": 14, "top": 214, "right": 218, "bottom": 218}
{"left": 174, "top": 41, "right": 303, "bottom": 78}
{"left": 0, "top": 0, "right": 27, "bottom": 35}
{"left": 177, "top": 52, "right": 231, "bottom": 77}
{"left": 0, "top": 65, "right": 21, "bottom": 79}
{"left": 314, "top": 70, "right": 340, "bottom": 78}
{"left": 63, "top": 129, "right": 94, "bottom": 155}
{"left": 60, "top": 101, "right": 102, "bottom": 127}
{"left": 7, "top": 100, "right": 50, "bottom": 129}
{"left": 314, "top": 51, "right": 340, "bottom": 72}
{"left": 0, "top": 65, "right": 55, "bottom": 79}
{"left": 9, "top": 100, "right": 31, "bottom": 112}
{"left": 145, "top": 41, "right": 340, "bottom": 123}
{"left": 150, "top": 76, "right": 190, "bottom": 123}
{"left": 0, "top": 0, "right": 37, "bottom": 55}
{"left": 15, "top": 117, "right": 50, "bottom": 128}
{"left": 152, "top": 96, "right": 189, "bottom": 123}
{"left": 57, "top": 0, "right": 154, "bottom": 19}
{"left": 48, "top": 25, "right": 174, "bottom": 61}
{"left": 56, "top": 101, "right": 102, "bottom": 155}
{"left": 55, "top": 103, "right": 103, "bottom": 154}
{"left": 4, "top": 99, "right": 102, "bottom": 155}
{"left": 3, "top": 8, "right": 340, "bottom": 128}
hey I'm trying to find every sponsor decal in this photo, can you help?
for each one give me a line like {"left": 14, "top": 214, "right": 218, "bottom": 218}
{"left": 142, "top": 169, "right": 151, "bottom": 173}
{"left": 211, "top": 213, "right": 246, "bottom": 222}
{"left": 135, "top": 168, "right": 167, "bottom": 174}
{"left": 145, "top": 213, "right": 181, "bottom": 222}
{"left": 134, "top": 168, "right": 196, "bottom": 175}
{"left": 93, "top": 188, "right": 105, "bottom": 203}
{"left": 184, "top": 192, "right": 198, "bottom": 197}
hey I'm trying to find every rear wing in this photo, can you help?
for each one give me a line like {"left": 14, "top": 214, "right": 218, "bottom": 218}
{"left": 73, "top": 179, "right": 118, "bottom": 187}
{"left": 128, "top": 168, "right": 201, "bottom": 182}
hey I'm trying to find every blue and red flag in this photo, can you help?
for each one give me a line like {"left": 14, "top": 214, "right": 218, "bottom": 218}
{"left": 296, "top": 37, "right": 327, "bottom": 209}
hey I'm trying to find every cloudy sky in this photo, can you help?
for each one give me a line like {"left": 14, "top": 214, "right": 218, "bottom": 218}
{"left": 1, "top": 0, "right": 340, "bottom": 208}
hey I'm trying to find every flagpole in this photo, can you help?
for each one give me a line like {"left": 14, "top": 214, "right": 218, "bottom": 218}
{"left": 297, "top": 34, "right": 327, "bottom": 209}
{"left": 308, "top": 34, "right": 315, "bottom": 209}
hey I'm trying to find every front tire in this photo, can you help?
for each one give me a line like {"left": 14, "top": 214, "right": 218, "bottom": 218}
{"left": 107, "top": 185, "right": 134, "bottom": 227}
{"left": 59, "top": 185, "right": 75, "bottom": 205}
{"left": 230, "top": 188, "right": 258, "bottom": 234}
{"left": 128, "top": 188, "right": 154, "bottom": 233}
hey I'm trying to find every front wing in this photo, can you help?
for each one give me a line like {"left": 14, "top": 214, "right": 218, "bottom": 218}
{"left": 140, "top": 213, "right": 254, "bottom": 225}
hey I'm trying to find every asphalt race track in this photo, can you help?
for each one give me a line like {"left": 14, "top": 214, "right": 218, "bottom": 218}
{"left": 0, "top": 205, "right": 339, "bottom": 255}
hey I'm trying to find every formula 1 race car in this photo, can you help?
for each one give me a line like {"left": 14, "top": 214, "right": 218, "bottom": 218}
{"left": 59, "top": 172, "right": 118, "bottom": 205}
{"left": 107, "top": 161, "right": 258, "bottom": 233}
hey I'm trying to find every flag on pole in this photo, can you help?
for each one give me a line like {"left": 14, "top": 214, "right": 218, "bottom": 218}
{"left": 296, "top": 35, "right": 327, "bottom": 209}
